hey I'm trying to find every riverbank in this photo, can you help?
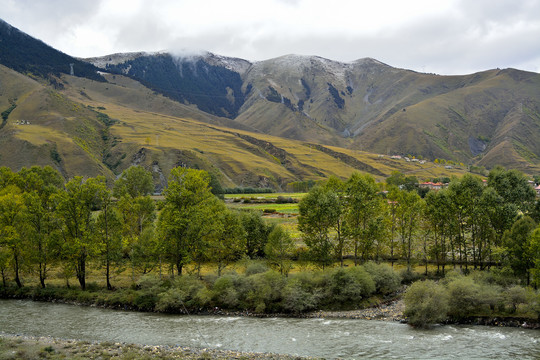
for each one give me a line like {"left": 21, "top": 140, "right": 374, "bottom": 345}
{"left": 0, "top": 333, "right": 319, "bottom": 360}
{"left": 307, "top": 299, "right": 405, "bottom": 322}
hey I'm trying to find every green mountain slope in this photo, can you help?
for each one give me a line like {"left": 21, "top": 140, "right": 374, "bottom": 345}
{"left": 1, "top": 18, "right": 539, "bottom": 181}
{"left": 88, "top": 51, "right": 540, "bottom": 172}
{"left": 0, "top": 63, "right": 469, "bottom": 189}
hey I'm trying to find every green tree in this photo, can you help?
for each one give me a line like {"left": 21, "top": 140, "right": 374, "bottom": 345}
{"left": 0, "top": 186, "right": 25, "bottom": 287}
{"left": 0, "top": 246, "right": 10, "bottom": 287}
{"left": 386, "top": 171, "right": 418, "bottom": 192}
{"left": 424, "top": 189, "right": 454, "bottom": 274}
{"left": 502, "top": 216, "right": 537, "bottom": 285}
{"left": 529, "top": 227, "right": 540, "bottom": 288}
{"left": 208, "top": 209, "right": 246, "bottom": 276}
{"left": 114, "top": 166, "right": 156, "bottom": 281}
{"left": 158, "top": 167, "right": 218, "bottom": 275}
{"left": 395, "top": 189, "right": 424, "bottom": 270}
{"left": 265, "top": 225, "right": 295, "bottom": 276}
{"left": 488, "top": 166, "right": 536, "bottom": 213}
{"left": 55, "top": 176, "right": 103, "bottom": 290}
{"left": 447, "top": 174, "right": 484, "bottom": 270}
{"left": 19, "top": 166, "right": 63, "bottom": 288}
{"left": 345, "top": 173, "right": 385, "bottom": 264}
{"left": 298, "top": 185, "right": 339, "bottom": 268}
{"left": 95, "top": 184, "right": 122, "bottom": 290}
{"left": 324, "top": 176, "right": 348, "bottom": 266}
{"left": 113, "top": 165, "right": 154, "bottom": 198}
{"left": 480, "top": 187, "right": 517, "bottom": 268}
{"left": 241, "top": 210, "right": 273, "bottom": 259}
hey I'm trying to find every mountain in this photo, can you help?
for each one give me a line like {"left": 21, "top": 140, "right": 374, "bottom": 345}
{"left": 0, "top": 18, "right": 537, "bottom": 188}
{"left": 0, "top": 19, "right": 104, "bottom": 82}
{"left": 87, "top": 51, "right": 540, "bottom": 173}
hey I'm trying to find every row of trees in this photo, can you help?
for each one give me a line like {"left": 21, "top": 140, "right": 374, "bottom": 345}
{"left": 2, "top": 164, "right": 540, "bottom": 291}
{"left": 298, "top": 168, "right": 540, "bottom": 287}
{"left": 0, "top": 166, "right": 290, "bottom": 290}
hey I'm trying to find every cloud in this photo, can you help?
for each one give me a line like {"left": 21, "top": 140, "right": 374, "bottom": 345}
{"left": 0, "top": 0, "right": 539, "bottom": 74}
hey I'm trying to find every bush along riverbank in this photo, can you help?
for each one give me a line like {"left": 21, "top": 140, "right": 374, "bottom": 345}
{"left": 0, "top": 263, "right": 402, "bottom": 315}
{"left": 2, "top": 265, "right": 540, "bottom": 329}
{"left": 403, "top": 271, "right": 540, "bottom": 328}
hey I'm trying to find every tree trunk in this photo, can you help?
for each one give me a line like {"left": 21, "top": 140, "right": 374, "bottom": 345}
{"left": 106, "top": 258, "right": 112, "bottom": 290}
{"left": 78, "top": 255, "right": 86, "bottom": 290}
{"left": 13, "top": 254, "right": 22, "bottom": 288}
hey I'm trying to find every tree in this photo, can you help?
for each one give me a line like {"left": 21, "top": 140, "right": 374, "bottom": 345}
{"left": 395, "top": 189, "right": 424, "bottom": 270}
{"left": 488, "top": 166, "right": 536, "bottom": 213}
{"left": 208, "top": 209, "right": 246, "bottom": 276}
{"left": 345, "top": 173, "right": 385, "bottom": 265}
{"left": 528, "top": 226, "right": 540, "bottom": 288}
{"left": 480, "top": 187, "right": 516, "bottom": 268}
{"left": 424, "top": 189, "right": 454, "bottom": 274}
{"left": 55, "top": 176, "right": 103, "bottom": 290}
{"left": 113, "top": 165, "right": 154, "bottom": 198}
{"left": 95, "top": 184, "right": 122, "bottom": 290}
{"left": 298, "top": 185, "right": 339, "bottom": 268}
{"left": 114, "top": 166, "right": 156, "bottom": 281}
{"left": 447, "top": 174, "right": 484, "bottom": 270}
{"left": 158, "top": 167, "right": 218, "bottom": 275}
{"left": 19, "top": 166, "right": 63, "bottom": 288}
{"left": 241, "top": 210, "right": 273, "bottom": 259}
{"left": 386, "top": 171, "right": 418, "bottom": 192}
{"left": 117, "top": 195, "right": 156, "bottom": 281}
{"left": 22, "top": 191, "right": 60, "bottom": 288}
{"left": 0, "top": 186, "right": 25, "bottom": 287}
{"left": 502, "top": 216, "right": 537, "bottom": 285}
{"left": 265, "top": 225, "right": 295, "bottom": 276}
{"left": 324, "top": 176, "right": 348, "bottom": 266}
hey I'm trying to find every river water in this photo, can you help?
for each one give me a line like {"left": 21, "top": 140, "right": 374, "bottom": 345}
{"left": 1, "top": 300, "right": 539, "bottom": 359}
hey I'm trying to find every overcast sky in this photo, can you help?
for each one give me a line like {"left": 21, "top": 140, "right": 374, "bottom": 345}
{"left": 2, "top": 0, "right": 540, "bottom": 75}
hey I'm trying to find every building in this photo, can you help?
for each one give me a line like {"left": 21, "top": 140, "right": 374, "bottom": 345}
{"left": 419, "top": 182, "right": 445, "bottom": 191}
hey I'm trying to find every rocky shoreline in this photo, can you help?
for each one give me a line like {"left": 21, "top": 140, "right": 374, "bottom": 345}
{"left": 0, "top": 333, "right": 319, "bottom": 360}
{"left": 306, "top": 299, "right": 405, "bottom": 322}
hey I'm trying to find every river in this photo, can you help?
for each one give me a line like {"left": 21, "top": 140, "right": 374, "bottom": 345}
{"left": 0, "top": 300, "right": 539, "bottom": 359}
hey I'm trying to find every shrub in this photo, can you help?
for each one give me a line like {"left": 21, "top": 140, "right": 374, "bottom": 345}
{"left": 363, "top": 262, "right": 401, "bottom": 295}
{"left": 211, "top": 275, "right": 239, "bottom": 308}
{"left": 400, "top": 268, "right": 421, "bottom": 284}
{"left": 155, "top": 276, "right": 207, "bottom": 312}
{"left": 281, "top": 278, "right": 318, "bottom": 313}
{"left": 246, "top": 271, "right": 287, "bottom": 313}
{"left": 477, "top": 283, "right": 504, "bottom": 313}
{"left": 404, "top": 280, "right": 449, "bottom": 327}
{"left": 503, "top": 285, "right": 528, "bottom": 313}
{"left": 134, "top": 292, "right": 158, "bottom": 311}
{"left": 446, "top": 276, "right": 482, "bottom": 319}
{"left": 244, "top": 261, "right": 270, "bottom": 276}
{"left": 325, "top": 267, "right": 375, "bottom": 307}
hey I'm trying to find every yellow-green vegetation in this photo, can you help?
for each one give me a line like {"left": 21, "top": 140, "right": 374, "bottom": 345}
{"left": 1, "top": 63, "right": 473, "bottom": 190}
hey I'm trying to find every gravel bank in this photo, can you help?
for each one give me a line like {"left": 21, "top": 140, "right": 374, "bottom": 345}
{"left": 0, "top": 333, "right": 319, "bottom": 360}
{"left": 306, "top": 299, "right": 405, "bottom": 321}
